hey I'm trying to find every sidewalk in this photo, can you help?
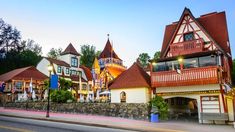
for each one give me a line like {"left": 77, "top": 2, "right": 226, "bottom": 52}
{"left": 0, "top": 107, "right": 234, "bottom": 132}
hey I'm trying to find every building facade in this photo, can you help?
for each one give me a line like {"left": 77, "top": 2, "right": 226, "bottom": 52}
{"left": 37, "top": 43, "right": 94, "bottom": 101}
{"left": 92, "top": 36, "right": 126, "bottom": 102}
{"left": 150, "top": 8, "right": 234, "bottom": 123}
{"left": 110, "top": 62, "right": 151, "bottom": 103}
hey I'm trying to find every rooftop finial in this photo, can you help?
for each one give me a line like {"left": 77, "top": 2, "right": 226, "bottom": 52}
{"left": 107, "top": 34, "right": 110, "bottom": 39}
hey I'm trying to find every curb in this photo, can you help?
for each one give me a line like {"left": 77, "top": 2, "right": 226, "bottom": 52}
{"left": 0, "top": 114, "right": 149, "bottom": 132}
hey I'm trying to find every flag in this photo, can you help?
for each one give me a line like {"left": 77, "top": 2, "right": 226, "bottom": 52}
{"left": 0, "top": 83, "right": 6, "bottom": 92}
{"left": 29, "top": 78, "right": 33, "bottom": 93}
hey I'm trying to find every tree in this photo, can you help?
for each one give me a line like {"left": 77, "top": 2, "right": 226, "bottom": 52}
{"left": 232, "top": 59, "right": 235, "bottom": 86}
{"left": 0, "top": 18, "right": 42, "bottom": 74}
{"left": 80, "top": 44, "right": 96, "bottom": 69}
{"left": 47, "top": 48, "right": 62, "bottom": 59}
{"left": 21, "top": 39, "right": 42, "bottom": 55}
{"left": 138, "top": 53, "right": 150, "bottom": 68}
{"left": 0, "top": 18, "right": 22, "bottom": 53}
{"left": 153, "top": 51, "right": 161, "bottom": 60}
{"left": 95, "top": 50, "right": 101, "bottom": 58}
{"left": 149, "top": 96, "right": 168, "bottom": 120}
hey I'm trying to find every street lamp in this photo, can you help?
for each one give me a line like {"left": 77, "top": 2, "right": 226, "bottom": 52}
{"left": 46, "top": 64, "right": 53, "bottom": 118}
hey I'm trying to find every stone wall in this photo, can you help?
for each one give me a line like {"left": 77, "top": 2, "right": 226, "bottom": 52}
{"left": 4, "top": 102, "right": 150, "bottom": 120}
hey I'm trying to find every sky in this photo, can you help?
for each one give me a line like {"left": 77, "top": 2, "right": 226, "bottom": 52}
{"left": 0, "top": 0, "right": 234, "bottom": 67}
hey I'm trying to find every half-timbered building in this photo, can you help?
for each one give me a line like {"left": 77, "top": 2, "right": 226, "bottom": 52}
{"left": 150, "top": 8, "right": 234, "bottom": 123}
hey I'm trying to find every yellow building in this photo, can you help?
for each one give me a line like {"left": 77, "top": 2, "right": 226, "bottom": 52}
{"left": 92, "top": 35, "right": 126, "bottom": 101}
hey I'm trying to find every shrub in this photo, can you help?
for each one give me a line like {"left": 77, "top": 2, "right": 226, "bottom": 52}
{"left": 149, "top": 96, "right": 168, "bottom": 120}
{"left": 50, "top": 90, "right": 74, "bottom": 103}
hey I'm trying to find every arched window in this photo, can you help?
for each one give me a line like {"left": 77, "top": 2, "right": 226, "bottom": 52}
{"left": 120, "top": 91, "right": 126, "bottom": 103}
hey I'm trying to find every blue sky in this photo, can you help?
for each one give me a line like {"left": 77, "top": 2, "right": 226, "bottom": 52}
{"left": 0, "top": 0, "right": 234, "bottom": 67}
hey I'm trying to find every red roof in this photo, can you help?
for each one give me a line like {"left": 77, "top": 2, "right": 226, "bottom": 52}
{"left": 80, "top": 65, "right": 93, "bottom": 81}
{"left": 98, "top": 39, "right": 122, "bottom": 60}
{"left": 160, "top": 8, "right": 231, "bottom": 58}
{"left": 0, "top": 66, "right": 48, "bottom": 82}
{"left": 61, "top": 43, "right": 80, "bottom": 56}
{"left": 45, "top": 57, "right": 70, "bottom": 67}
{"left": 109, "top": 62, "right": 150, "bottom": 89}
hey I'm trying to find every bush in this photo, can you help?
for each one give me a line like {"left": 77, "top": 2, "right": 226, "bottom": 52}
{"left": 50, "top": 90, "right": 74, "bottom": 103}
{"left": 149, "top": 96, "right": 168, "bottom": 120}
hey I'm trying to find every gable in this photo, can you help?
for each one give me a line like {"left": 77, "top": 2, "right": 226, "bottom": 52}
{"left": 161, "top": 8, "right": 230, "bottom": 59}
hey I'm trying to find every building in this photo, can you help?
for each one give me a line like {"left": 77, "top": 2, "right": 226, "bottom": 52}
{"left": 0, "top": 66, "right": 48, "bottom": 102}
{"left": 110, "top": 62, "right": 151, "bottom": 103}
{"left": 150, "top": 8, "right": 234, "bottom": 123}
{"left": 92, "top": 35, "right": 126, "bottom": 101}
{"left": 37, "top": 43, "right": 94, "bottom": 101}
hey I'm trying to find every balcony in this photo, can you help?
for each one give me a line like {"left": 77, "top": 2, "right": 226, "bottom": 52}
{"left": 151, "top": 66, "right": 219, "bottom": 87}
{"left": 170, "top": 39, "right": 204, "bottom": 56}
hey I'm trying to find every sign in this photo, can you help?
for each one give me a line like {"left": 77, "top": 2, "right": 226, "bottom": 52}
{"left": 50, "top": 75, "right": 58, "bottom": 89}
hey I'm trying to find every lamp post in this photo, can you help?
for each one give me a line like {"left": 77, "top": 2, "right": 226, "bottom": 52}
{"left": 46, "top": 64, "right": 53, "bottom": 118}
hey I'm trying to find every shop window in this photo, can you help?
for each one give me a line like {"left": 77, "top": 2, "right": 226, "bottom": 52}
{"left": 184, "top": 58, "right": 198, "bottom": 69}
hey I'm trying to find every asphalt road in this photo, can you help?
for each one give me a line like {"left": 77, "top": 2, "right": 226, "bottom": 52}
{"left": 0, "top": 116, "right": 137, "bottom": 132}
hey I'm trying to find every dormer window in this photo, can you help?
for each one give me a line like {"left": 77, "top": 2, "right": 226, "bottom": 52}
{"left": 184, "top": 32, "right": 194, "bottom": 41}
{"left": 71, "top": 57, "right": 78, "bottom": 67}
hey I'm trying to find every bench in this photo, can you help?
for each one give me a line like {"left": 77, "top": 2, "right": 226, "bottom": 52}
{"left": 200, "top": 113, "right": 228, "bottom": 124}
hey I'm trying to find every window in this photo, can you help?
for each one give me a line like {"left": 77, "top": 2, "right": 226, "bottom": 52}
{"left": 152, "top": 62, "right": 166, "bottom": 72}
{"left": 66, "top": 68, "right": 69, "bottom": 74}
{"left": 70, "top": 70, "right": 77, "bottom": 75}
{"left": 57, "top": 66, "right": 61, "bottom": 73}
{"left": 15, "top": 82, "right": 23, "bottom": 90}
{"left": 120, "top": 91, "right": 126, "bottom": 103}
{"left": 71, "top": 57, "right": 78, "bottom": 67}
{"left": 199, "top": 56, "right": 217, "bottom": 67}
{"left": 184, "top": 32, "right": 194, "bottom": 41}
{"left": 184, "top": 58, "right": 198, "bottom": 69}
{"left": 166, "top": 61, "right": 180, "bottom": 71}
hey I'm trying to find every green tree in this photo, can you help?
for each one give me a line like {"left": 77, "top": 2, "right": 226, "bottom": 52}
{"left": 47, "top": 48, "right": 62, "bottom": 59}
{"left": 80, "top": 44, "right": 96, "bottom": 68}
{"left": 0, "top": 18, "right": 42, "bottom": 74}
{"left": 21, "top": 39, "right": 42, "bottom": 55}
{"left": 50, "top": 90, "right": 74, "bottom": 103}
{"left": 0, "top": 18, "right": 22, "bottom": 53}
{"left": 138, "top": 53, "right": 150, "bottom": 68}
{"left": 232, "top": 59, "right": 235, "bottom": 86}
{"left": 153, "top": 51, "right": 161, "bottom": 60}
{"left": 149, "top": 96, "right": 168, "bottom": 120}
{"left": 59, "top": 77, "right": 72, "bottom": 90}
{"left": 95, "top": 50, "right": 101, "bottom": 58}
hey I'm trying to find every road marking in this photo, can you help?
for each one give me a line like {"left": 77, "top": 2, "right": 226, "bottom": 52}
{"left": 0, "top": 125, "right": 33, "bottom": 132}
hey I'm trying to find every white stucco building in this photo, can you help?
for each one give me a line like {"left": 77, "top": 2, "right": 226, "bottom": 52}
{"left": 36, "top": 43, "right": 94, "bottom": 101}
{"left": 110, "top": 62, "right": 151, "bottom": 103}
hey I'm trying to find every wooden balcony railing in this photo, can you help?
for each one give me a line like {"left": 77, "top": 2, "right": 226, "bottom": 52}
{"left": 170, "top": 39, "right": 204, "bottom": 56}
{"left": 151, "top": 66, "right": 219, "bottom": 87}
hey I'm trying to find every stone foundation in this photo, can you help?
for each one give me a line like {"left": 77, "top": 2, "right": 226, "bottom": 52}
{"left": 4, "top": 102, "right": 150, "bottom": 120}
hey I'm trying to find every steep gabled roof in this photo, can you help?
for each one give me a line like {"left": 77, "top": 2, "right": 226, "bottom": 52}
{"left": 0, "top": 66, "right": 48, "bottom": 82}
{"left": 45, "top": 57, "right": 70, "bottom": 67}
{"left": 161, "top": 8, "right": 231, "bottom": 58}
{"left": 109, "top": 62, "right": 150, "bottom": 89}
{"left": 98, "top": 39, "right": 122, "bottom": 60}
{"left": 61, "top": 43, "right": 80, "bottom": 56}
{"left": 80, "top": 65, "right": 93, "bottom": 81}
